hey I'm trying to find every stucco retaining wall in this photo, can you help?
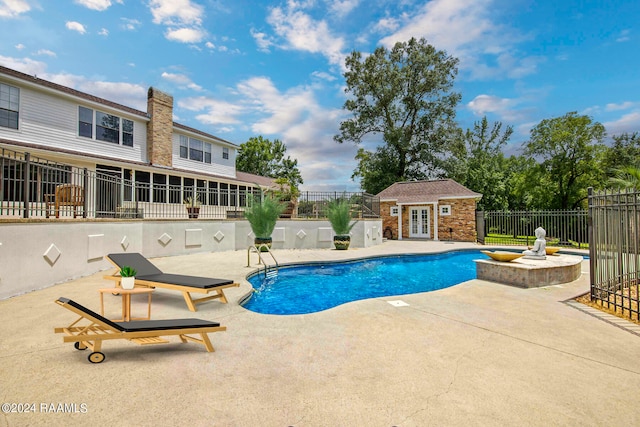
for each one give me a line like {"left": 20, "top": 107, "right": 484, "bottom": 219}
{"left": 0, "top": 218, "right": 382, "bottom": 299}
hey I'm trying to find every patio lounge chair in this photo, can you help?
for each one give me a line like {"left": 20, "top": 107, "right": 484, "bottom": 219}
{"left": 105, "top": 253, "right": 240, "bottom": 312}
{"left": 54, "top": 297, "right": 226, "bottom": 363}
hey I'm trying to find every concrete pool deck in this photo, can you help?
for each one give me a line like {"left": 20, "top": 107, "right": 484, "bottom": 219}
{"left": 1, "top": 240, "right": 639, "bottom": 426}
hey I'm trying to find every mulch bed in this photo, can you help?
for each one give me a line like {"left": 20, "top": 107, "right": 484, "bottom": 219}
{"left": 575, "top": 284, "right": 640, "bottom": 324}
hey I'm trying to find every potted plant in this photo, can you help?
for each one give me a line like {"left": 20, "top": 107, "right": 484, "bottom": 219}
{"left": 119, "top": 266, "right": 137, "bottom": 290}
{"left": 184, "top": 195, "right": 201, "bottom": 219}
{"left": 327, "top": 198, "right": 358, "bottom": 250}
{"left": 243, "top": 191, "right": 286, "bottom": 251}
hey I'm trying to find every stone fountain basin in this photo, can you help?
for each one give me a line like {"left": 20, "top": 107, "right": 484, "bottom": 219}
{"left": 474, "top": 253, "right": 583, "bottom": 288}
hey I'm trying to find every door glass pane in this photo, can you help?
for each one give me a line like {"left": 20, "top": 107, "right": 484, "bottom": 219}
{"left": 422, "top": 209, "right": 429, "bottom": 234}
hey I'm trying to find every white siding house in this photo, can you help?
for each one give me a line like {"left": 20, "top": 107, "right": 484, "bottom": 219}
{"left": 0, "top": 65, "right": 271, "bottom": 219}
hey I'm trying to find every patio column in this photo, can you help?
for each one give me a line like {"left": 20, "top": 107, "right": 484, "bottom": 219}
{"left": 433, "top": 202, "right": 439, "bottom": 241}
{"left": 397, "top": 203, "right": 403, "bottom": 240}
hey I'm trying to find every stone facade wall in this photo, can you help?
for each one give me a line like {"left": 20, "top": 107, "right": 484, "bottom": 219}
{"left": 380, "top": 198, "right": 477, "bottom": 242}
{"left": 146, "top": 87, "right": 174, "bottom": 167}
{"left": 437, "top": 198, "right": 477, "bottom": 242}
{"left": 380, "top": 201, "right": 399, "bottom": 239}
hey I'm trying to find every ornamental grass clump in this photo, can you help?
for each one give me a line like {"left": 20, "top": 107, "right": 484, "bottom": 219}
{"left": 244, "top": 192, "right": 286, "bottom": 240}
{"left": 327, "top": 199, "right": 358, "bottom": 236}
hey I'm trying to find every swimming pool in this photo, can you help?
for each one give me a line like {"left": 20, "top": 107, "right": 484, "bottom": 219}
{"left": 241, "top": 250, "right": 481, "bottom": 315}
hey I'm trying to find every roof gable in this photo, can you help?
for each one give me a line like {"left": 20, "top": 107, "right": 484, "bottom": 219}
{"left": 377, "top": 179, "right": 482, "bottom": 204}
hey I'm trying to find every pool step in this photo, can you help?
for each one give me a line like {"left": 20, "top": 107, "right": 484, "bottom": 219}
{"left": 266, "top": 269, "right": 278, "bottom": 279}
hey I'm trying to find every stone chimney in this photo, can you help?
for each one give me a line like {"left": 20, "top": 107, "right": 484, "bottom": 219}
{"left": 146, "top": 87, "right": 174, "bottom": 167}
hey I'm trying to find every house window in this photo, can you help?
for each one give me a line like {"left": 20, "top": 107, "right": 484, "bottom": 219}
{"left": 222, "top": 147, "right": 229, "bottom": 160}
{"left": 390, "top": 206, "right": 399, "bottom": 216}
{"left": 0, "top": 83, "right": 20, "bottom": 130}
{"left": 78, "top": 106, "right": 93, "bottom": 138}
{"left": 179, "top": 135, "right": 213, "bottom": 164}
{"left": 96, "top": 111, "right": 120, "bottom": 144}
{"left": 122, "top": 119, "right": 133, "bottom": 147}
{"left": 440, "top": 205, "right": 451, "bottom": 216}
{"left": 78, "top": 107, "right": 133, "bottom": 146}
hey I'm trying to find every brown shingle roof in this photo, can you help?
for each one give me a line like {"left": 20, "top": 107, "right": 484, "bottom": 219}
{"left": 235, "top": 171, "right": 279, "bottom": 189}
{"left": 0, "top": 65, "right": 147, "bottom": 118}
{"left": 377, "top": 179, "right": 482, "bottom": 204}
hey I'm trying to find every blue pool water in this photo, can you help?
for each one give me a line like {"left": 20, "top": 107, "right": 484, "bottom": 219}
{"left": 242, "top": 250, "right": 481, "bottom": 315}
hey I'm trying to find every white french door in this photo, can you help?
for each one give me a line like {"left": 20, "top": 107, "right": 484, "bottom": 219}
{"left": 409, "top": 207, "right": 430, "bottom": 238}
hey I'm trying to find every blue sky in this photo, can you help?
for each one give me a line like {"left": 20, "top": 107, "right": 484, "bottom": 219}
{"left": 1, "top": 0, "right": 639, "bottom": 191}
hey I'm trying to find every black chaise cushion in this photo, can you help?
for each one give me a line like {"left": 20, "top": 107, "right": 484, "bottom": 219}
{"left": 59, "top": 297, "right": 126, "bottom": 331}
{"left": 107, "top": 253, "right": 234, "bottom": 289}
{"left": 58, "top": 297, "right": 221, "bottom": 332}
{"left": 107, "top": 253, "right": 163, "bottom": 276}
{"left": 137, "top": 273, "right": 234, "bottom": 289}
{"left": 115, "top": 318, "right": 221, "bottom": 332}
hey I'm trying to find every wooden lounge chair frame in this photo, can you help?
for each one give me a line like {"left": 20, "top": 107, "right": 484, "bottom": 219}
{"left": 45, "top": 184, "right": 84, "bottom": 218}
{"left": 54, "top": 297, "right": 226, "bottom": 363}
{"left": 105, "top": 253, "right": 240, "bottom": 312}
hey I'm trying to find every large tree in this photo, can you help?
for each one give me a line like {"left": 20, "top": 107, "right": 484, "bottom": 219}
{"left": 523, "top": 112, "right": 606, "bottom": 209}
{"left": 442, "top": 117, "right": 513, "bottom": 211}
{"left": 236, "top": 136, "right": 303, "bottom": 189}
{"left": 601, "top": 132, "right": 640, "bottom": 175}
{"left": 335, "top": 37, "right": 461, "bottom": 194}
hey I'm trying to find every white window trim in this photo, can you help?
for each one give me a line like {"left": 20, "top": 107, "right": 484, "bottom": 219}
{"left": 439, "top": 205, "right": 451, "bottom": 216}
{"left": 390, "top": 206, "right": 399, "bottom": 217}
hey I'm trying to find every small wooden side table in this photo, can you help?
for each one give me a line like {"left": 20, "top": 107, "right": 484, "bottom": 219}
{"left": 98, "top": 288, "right": 154, "bottom": 322}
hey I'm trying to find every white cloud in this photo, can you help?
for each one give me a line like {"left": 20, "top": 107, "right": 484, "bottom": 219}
{"left": 328, "top": 0, "right": 359, "bottom": 17}
{"left": 178, "top": 96, "right": 243, "bottom": 125}
{"left": 373, "top": 17, "right": 399, "bottom": 33}
{"left": 616, "top": 29, "right": 631, "bottom": 42}
{"left": 98, "top": 28, "right": 108, "bottom": 36}
{"left": 468, "top": 94, "right": 514, "bottom": 115}
{"left": 379, "top": 0, "right": 537, "bottom": 80}
{"left": 251, "top": 28, "right": 274, "bottom": 52}
{"left": 266, "top": 4, "right": 346, "bottom": 66}
{"left": 165, "top": 27, "right": 206, "bottom": 43}
{"left": 74, "top": 0, "right": 112, "bottom": 11}
{"left": 0, "top": 55, "right": 48, "bottom": 76}
{"left": 605, "top": 101, "right": 638, "bottom": 111}
{"left": 34, "top": 49, "right": 56, "bottom": 57}
{"left": 148, "top": 0, "right": 206, "bottom": 44}
{"left": 66, "top": 21, "right": 87, "bottom": 34}
{"left": 161, "top": 72, "right": 202, "bottom": 91}
{"left": 121, "top": 18, "right": 141, "bottom": 31}
{"left": 0, "top": 55, "right": 147, "bottom": 110}
{"left": 603, "top": 112, "right": 640, "bottom": 135}
{"left": 15, "top": 43, "right": 25, "bottom": 50}
{"left": 467, "top": 94, "right": 530, "bottom": 123}
{"left": 149, "top": 0, "right": 203, "bottom": 26}
{"left": 311, "top": 71, "right": 337, "bottom": 81}
{"left": 0, "top": 0, "right": 31, "bottom": 18}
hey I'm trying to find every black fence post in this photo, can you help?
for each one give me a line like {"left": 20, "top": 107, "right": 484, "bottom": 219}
{"left": 83, "top": 168, "right": 88, "bottom": 218}
{"left": 22, "top": 152, "right": 30, "bottom": 218}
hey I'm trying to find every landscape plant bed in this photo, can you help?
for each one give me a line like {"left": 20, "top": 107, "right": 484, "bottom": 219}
{"left": 575, "top": 284, "right": 640, "bottom": 324}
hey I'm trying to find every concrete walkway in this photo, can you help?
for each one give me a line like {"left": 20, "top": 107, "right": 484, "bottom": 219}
{"left": 1, "top": 241, "right": 638, "bottom": 426}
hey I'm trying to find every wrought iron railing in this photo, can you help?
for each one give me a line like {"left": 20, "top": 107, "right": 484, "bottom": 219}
{"left": 1, "top": 147, "right": 380, "bottom": 220}
{"left": 588, "top": 187, "right": 640, "bottom": 322}
{"left": 477, "top": 209, "right": 588, "bottom": 248}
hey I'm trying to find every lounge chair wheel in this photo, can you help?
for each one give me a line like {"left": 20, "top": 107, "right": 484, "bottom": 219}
{"left": 88, "top": 352, "right": 105, "bottom": 364}
{"left": 74, "top": 342, "right": 87, "bottom": 350}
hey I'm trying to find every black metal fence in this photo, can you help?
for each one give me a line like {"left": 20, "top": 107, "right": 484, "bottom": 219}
{"left": 296, "top": 191, "right": 380, "bottom": 219}
{"left": 588, "top": 187, "right": 640, "bottom": 322}
{"left": 477, "top": 209, "right": 588, "bottom": 248}
{"left": 1, "top": 147, "right": 379, "bottom": 220}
